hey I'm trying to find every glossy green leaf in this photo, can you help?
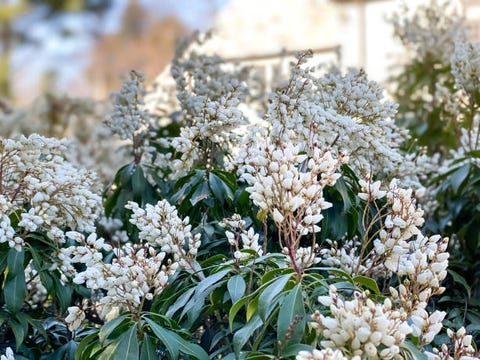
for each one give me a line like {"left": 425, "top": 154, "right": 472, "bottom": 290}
{"left": 8, "top": 318, "right": 25, "bottom": 349}
{"left": 229, "top": 296, "right": 252, "bottom": 330}
{"left": 176, "top": 336, "right": 210, "bottom": 360}
{"left": 228, "top": 275, "right": 247, "bottom": 304}
{"left": 28, "top": 245, "right": 54, "bottom": 291}
{"left": 144, "top": 318, "right": 179, "bottom": 359}
{"left": 233, "top": 314, "right": 263, "bottom": 357}
{"left": 140, "top": 335, "right": 157, "bottom": 360}
{"left": 144, "top": 318, "right": 209, "bottom": 360}
{"left": 99, "top": 314, "right": 130, "bottom": 344}
{"left": 0, "top": 250, "right": 8, "bottom": 275}
{"left": 190, "top": 180, "right": 211, "bottom": 206}
{"left": 53, "top": 275, "right": 73, "bottom": 313}
{"left": 51, "top": 340, "right": 78, "bottom": 360}
{"left": 75, "top": 332, "right": 99, "bottom": 360}
{"left": 195, "top": 268, "right": 231, "bottom": 296}
{"left": 170, "top": 170, "right": 205, "bottom": 204}
{"left": 401, "top": 340, "right": 428, "bottom": 360}
{"left": 448, "top": 269, "right": 471, "bottom": 298}
{"left": 258, "top": 274, "right": 292, "bottom": 321}
{"left": 449, "top": 163, "right": 470, "bottom": 194}
{"left": 4, "top": 269, "right": 26, "bottom": 313}
{"left": 277, "top": 284, "right": 305, "bottom": 347}
{"left": 166, "top": 287, "right": 195, "bottom": 318}
{"left": 7, "top": 247, "right": 24, "bottom": 275}
{"left": 281, "top": 344, "right": 314, "bottom": 358}
{"left": 132, "top": 165, "right": 146, "bottom": 198}
{"left": 353, "top": 275, "right": 380, "bottom": 295}
{"left": 209, "top": 172, "right": 234, "bottom": 203}
{"left": 98, "top": 324, "right": 139, "bottom": 360}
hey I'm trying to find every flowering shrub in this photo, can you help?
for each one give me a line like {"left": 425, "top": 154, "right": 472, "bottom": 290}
{"left": 1, "top": 2, "right": 480, "bottom": 358}
{"left": 391, "top": 0, "right": 480, "bottom": 337}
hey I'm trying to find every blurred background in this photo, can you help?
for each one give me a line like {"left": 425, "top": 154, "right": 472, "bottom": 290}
{"left": 1, "top": 0, "right": 479, "bottom": 106}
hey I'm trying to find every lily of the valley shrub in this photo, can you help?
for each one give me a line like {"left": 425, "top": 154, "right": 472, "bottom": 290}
{"left": 391, "top": 0, "right": 480, "bottom": 334}
{"left": 2, "top": 2, "right": 480, "bottom": 358}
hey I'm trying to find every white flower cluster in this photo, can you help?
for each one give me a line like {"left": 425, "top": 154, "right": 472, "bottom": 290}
{"left": 242, "top": 141, "right": 346, "bottom": 271}
{"left": 319, "top": 238, "right": 369, "bottom": 276}
{"left": 0, "top": 134, "right": 102, "bottom": 251}
{"left": 296, "top": 348, "right": 348, "bottom": 360}
{"left": 65, "top": 306, "right": 85, "bottom": 332}
{"left": 60, "top": 200, "right": 199, "bottom": 318}
{"left": 150, "top": 34, "right": 249, "bottom": 179}
{"left": 104, "top": 70, "right": 150, "bottom": 142}
{"left": 263, "top": 62, "right": 415, "bottom": 183}
{"left": 451, "top": 41, "right": 480, "bottom": 94}
{"left": 0, "top": 93, "right": 127, "bottom": 184}
{"left": 0, "top": 348, "right": 14, "bottom": 360}
{"left": 314, "top": 68, "right": 398, "bottom": 124}
{"left": 61, "top": 231, "right": 175, "bottom": 319}
{"left": 126, "top": 200, "right": 201, "bottom": 268}
{"left": 320, "top": 178, "right": 450, "bottom": 347}
{"left": 408, "top": 308, "right": 446, "bottom": 345}
{"left": 312, "top": 286, "right": 412, "bottom": 359}
{"left": 97, "top": 216, "right": 129, "bottom": 244}
{"left": 390, "top": 1, "right": 465, "bottom": 64}
{"left": 221, "top": 214, "right": 263, "bottom": 260}
{"left": 426, "top": 327, "right": 478, "bottom": 360}
{"left": 372, "top": 181, "right": 449, "bottom": 313}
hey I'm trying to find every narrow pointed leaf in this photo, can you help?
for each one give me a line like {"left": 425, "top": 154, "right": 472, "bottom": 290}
{"left": 233, "top": 314, "right": 263, "bottom": 356}
{"left": 99, "top": 314, "right": 129, "bottom": 344}
{"left": 140, "top": 336, "right": 157, "bottom": 360}
{"left": 277, "top": 284, "right": 305, "bottom": 346}
{"left": 257, "top": 274, "right": 292, "bottom": 320}
{"left": 98, "top": 324, "right": 139, "bottom": 360}
{"left": 228, "top": 275, "right": 246, "bottom": 304}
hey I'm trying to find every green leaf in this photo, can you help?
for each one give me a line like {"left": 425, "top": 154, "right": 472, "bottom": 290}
{"left": 257, "top": 274, "right": 292, "bottom": 321}
{"left": 281, "top": 344, "right": 314, "bottom": 358}
{"left": 195, "top": 268, "right": 231, "bottom": 296}
{"left": 140, "top": 336, "right": 157, "bottom": 360}
{"left": 465, "top": 149, "right": 480, "bottom": 158}
{"left": 334, "top": 177, "right": 352, "bottom": 212}
{"left": 277, "top": 284, "right": 305, "bottom": 347}
{"left": 228, "top": 275, "right": 247, "bottom": 304}
{"left": 98, "top": 324, "right": 139, "bottom": 360}
{"left": 233, "top": 314, "right": 263, "bottom": 357}
{"left": 7, "top": 247, "right": 24, "bottom": 275}
{"left": 0, "top": 250, "right": 8, "bottom": 274}
{"left": 8, "top": 318, "right": 25, "bottom": 349}
{"left": 448, "top": 269, "right": 471, "bottom": 298}
{"left": 53, "top": 275, "right": 73, "bottom": 313}
{"left": 4, "top": 269, "right": 26, "bottom": 313}
{"left": 229, "top": 296, "right": 252, "bottom": 330}
{"left": 144, "top": 318, "right": 209, "bottom": 360}
{"left": 171, "top": 170, "right": 205, "bottom": 204}
{"left": 209, "top": 172, "right": 234, "bottom": 203}
{"left": 401, "top": 340, "right": 428, "bottom": 360}
{"left": 52, "top": 340, "right": 78, "bottom": 360}
{"left": 353, "top": 275, "right": 380, "bottom": 295}
{"left": 166, "top": 287, "right": 195, "bottom": 318}
{"left": 212, "top": 170, "right": 238, "bottom": 191}
{"left": 176, "top": 336, "right": 210, "bottom": 360}
{"left": 28, "top": 245, "right": 53, "bottom": 291}
{"left": 99, "top": 314, "right": 130, "bottom": 344}
{"left": 449, "top": 163, "right": 470, "bottom": 194}
{"left": 132, "top": 165, "right": 146, "bottom": 199}
{"left": 75, "top": 331, "right": 99, "bottom": 360}
{"left": 144, "top": 318, "right": 179, "bottom": 359}
{"left": 190, "top": 180, "right": 211, "bottom": 206}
